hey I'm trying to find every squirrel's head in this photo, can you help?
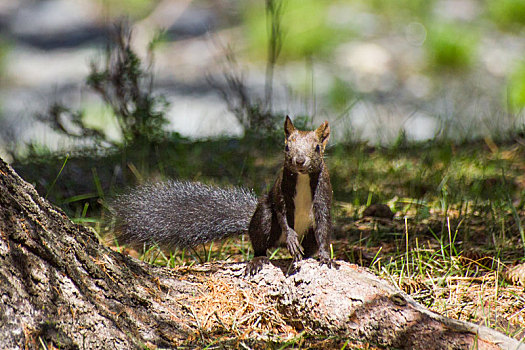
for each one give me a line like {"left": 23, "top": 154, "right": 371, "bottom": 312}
{"left": 283, "top": 116, "right": 330, "bottom": 174}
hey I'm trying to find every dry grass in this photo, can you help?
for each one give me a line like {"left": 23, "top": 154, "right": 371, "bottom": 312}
{"left": 185, "top": 275, "right": 295, "bottom": 343}
{"left": 175, "top": 273, "right": 381, "bottom": 349}
{"left": 432, "top": 273, "right": 524, "bottom": 335}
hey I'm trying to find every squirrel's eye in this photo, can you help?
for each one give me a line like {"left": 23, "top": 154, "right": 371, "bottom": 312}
{"left": 315, "top": 144, "right": 321, "bottom": 152}
{"left": 285, "top": 144, "right": 290, "bottom": 152}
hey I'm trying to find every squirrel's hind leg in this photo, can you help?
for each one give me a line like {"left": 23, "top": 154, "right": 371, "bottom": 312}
{"left": 245, "top": 197, "right": 273, "bottom": 276}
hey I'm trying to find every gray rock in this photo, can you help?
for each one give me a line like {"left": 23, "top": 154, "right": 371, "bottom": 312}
{"left": 9, "top": 0, "right": 107, "bottom": 49}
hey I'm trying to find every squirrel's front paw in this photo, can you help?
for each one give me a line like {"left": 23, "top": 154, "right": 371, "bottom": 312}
{"left": 286, "top": 228, "right": 304, "bottom": 261}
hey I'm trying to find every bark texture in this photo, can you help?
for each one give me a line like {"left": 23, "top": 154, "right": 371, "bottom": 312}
{"left": 0, "top": 157, "right": 523, "bottom": 350}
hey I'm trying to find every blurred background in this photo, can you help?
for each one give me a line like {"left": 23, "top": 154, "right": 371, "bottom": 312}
{"left": 1, "top": 0, "right": 524, "bottom": 159}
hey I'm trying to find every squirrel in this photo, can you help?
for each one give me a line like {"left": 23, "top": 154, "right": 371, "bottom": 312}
{"left": 111, "top": 116, "right": 335, "bottom": 275}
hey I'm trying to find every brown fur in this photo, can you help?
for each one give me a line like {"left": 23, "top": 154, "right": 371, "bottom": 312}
{"left": 246, "top": 116, "right": 335, "bottom": 275}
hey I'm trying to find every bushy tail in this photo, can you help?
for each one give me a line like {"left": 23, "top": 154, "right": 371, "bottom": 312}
{"left": 111, "top": 181, "right": 258, "bottom": 249}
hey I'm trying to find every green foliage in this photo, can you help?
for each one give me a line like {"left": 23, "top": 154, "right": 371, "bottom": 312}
{"left": 37, "top": 103, "right": 109, "bottom": 145}
{"left": 508, "top": 61, "right": 525, "bottom": 112}
{"left": 487, "top": 0, "right": 525, "bottom": 30}
{"left": 81, "top": 103, "right": 121, "bottom": 143}
{"left": 87, "top": 23, "right": 170, "bottom": 145}
{"left": 35, "top": 23, "right": 170, "bottom": 148}
{"left": 98, "top": 0, "right": 156, "bottom": 18}
{"left": 243, "top": 0, "right": 348, "bottom": 60}
{"left": 367, "top": 0, "right": 435, "bottom": 19}
{"left": 328, "top": 78, "right": 357, "bottom": 111}
{"left": 425, "top": 23, "right": 478, "bottom": 71}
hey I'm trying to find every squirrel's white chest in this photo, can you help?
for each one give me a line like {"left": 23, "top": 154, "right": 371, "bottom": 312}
{"left": 293, "top": 173, "right": 315, "bottom": 237}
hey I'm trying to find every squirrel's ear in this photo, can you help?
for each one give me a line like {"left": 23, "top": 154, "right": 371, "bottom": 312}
{"left": 284, "top": 115, "right": 295, "bottom": 138}
{"left": 316, "top": 121, "right": 330, "bottom": 147}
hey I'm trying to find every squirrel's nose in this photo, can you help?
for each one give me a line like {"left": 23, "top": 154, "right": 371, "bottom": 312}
{"left": 295, "top": 156, "right": 306, "bottom": 166}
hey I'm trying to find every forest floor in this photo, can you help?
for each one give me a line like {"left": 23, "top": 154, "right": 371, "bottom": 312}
{"left": 12, "top": 135, "right": 525, "bottom": 348}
